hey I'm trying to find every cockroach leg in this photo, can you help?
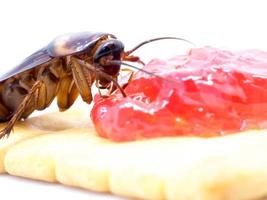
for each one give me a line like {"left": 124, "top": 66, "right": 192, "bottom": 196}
{"left": 69, "top": 57, "right": 93, "bottom": 104}
{"left": 98, "top": 88, "right": 109, "bottom": 98}
{"left": 73, "top": 57, "right": 127, "bottom": 97}
{"left": 122, "top": 54, "right": 145, "bottom": 66}
{"left": 95, "top": 79, "right": 108, "bottom": 98}
{"left": 0, "top": 80, "right": 43, "bottom": 139}
{"left": 57, "top": 76, "right": 79, "bottom": 111}
{"left": 122, "top": 70, "right": 134, "bottom": 90}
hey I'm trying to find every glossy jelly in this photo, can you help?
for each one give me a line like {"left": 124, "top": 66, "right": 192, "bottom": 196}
{"left": 91, "top": 47, "right": 267, "bottom": 141}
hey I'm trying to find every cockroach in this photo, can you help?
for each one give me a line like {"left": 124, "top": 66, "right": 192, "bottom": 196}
{"left": 0, "top": 32, "right": 191, "bottom": 138}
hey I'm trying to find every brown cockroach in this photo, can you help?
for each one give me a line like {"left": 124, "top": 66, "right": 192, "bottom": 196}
{"left": 0, "top": 32, "right": 190, "bottom": 138}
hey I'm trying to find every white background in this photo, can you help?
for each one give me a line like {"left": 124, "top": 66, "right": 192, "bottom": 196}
{"left": 0, "top": 0, "right": 267, "bottom": 199}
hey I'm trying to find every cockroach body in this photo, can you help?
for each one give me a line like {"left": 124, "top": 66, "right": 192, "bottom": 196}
{"left": 0, "top": 32, "right": 190, "bottom": 138}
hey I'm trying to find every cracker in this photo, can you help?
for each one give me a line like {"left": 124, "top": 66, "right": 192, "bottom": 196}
{"left": 2, "top": 110, "right": 267, "bottom": 199}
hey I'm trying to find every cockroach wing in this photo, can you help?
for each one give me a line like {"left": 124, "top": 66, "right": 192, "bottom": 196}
{"left": 0, "top": 47, "right": 52, "bottom": 82}
{"left": 0, "top": 32, "right": 115, "bottom": 82}
{"left": 47, "top": 32, "right": 115, "bottom": 57}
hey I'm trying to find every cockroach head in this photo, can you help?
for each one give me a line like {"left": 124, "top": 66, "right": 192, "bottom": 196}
{"left": 93, "top": 39, "right": 124, "bottom": 67}
{"left": 93, "top": 39, "right": 124, "bottom": 87}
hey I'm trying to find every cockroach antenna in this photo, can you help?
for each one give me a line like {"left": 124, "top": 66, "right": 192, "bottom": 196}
{"left": 107, "top": 60, "right": 180, "bottom": 85}
{"left": 125, "top": 37, "right": 195, "bottom": 55}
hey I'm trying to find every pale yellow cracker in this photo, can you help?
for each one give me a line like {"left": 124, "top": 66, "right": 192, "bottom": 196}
{"left": 0, "top": 123, "right": 44, "bottom": 173}
{"left": 2, "top": 109, "right": 267, "bottom": 200}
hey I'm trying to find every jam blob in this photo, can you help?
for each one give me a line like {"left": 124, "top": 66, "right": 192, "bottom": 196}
{"left": 91, "top": 47, "right": 267, "bottom": 141}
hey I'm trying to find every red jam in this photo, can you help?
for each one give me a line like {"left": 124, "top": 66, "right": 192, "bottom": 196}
{"left": 91, "top": 47, "right": 267, "bottom": 141}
